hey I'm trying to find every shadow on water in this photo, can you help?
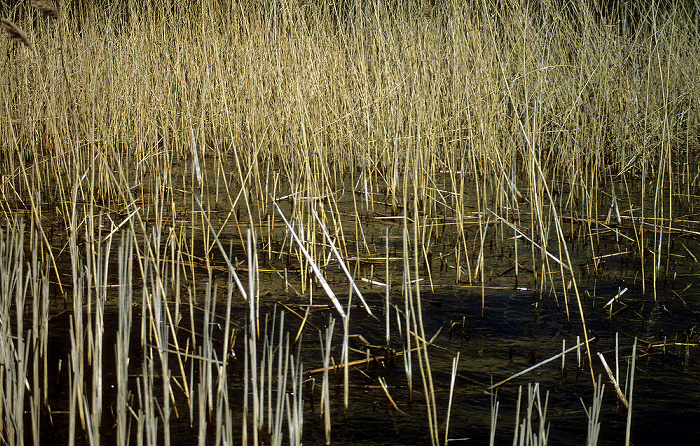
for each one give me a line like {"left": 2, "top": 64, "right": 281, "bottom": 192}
{"left": 10, "top": 163, "right": 695, "bottom": 446}
{"left": 35, "top": 221, "right": 700, "bottom": 445}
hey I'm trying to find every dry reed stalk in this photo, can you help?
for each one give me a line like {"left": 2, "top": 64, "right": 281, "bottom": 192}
{"left": 320, "top": 317, "right": 335, "bottom": 444}
{"left": 305, "top": 345, "right": 422, "bottom": 375}
{"left": 488, "top": 337, "right": 593, "bottom": 390}
{"left": 378, "top": 377, "right": 405, "bottom": 414}
{"left": 68, "top": 318, "right": 79, "bottom": 446}
{"left": 195, "top": 195, "right": 247, "bottom": 299}
{"left": 398, "top": 184, "right": 440, "bottom": 444}
{"left": 311, "top": 207, "right": 372, "bottom": 315}
{"left": 561, "top": 339, "right": 566, "bottom": 375}
{"left": 583, "top": 376, "right": 604, "bottom": 446}
{"left": 287, "top": 351, "right": 304, "bottom": 445}
{"left": 273, "top": 199, "right": 345, "bottom": 317}
{"left": 247, "top": 229, "right": 260, "bottom": 445}
{"left": 214, "top": 366, "right": 226, "bottom": 446}
{"left": 402, "top": 227, "right": 413, "bottom": 399}
{"left": 29, "top": 228, "right": 47, "bottom": 446}
{"left": 158, "top": 298, "right": 172, "bottom": 446}
{"left": 445, "top": 352, "right": 460, "bottom": 446}
{"left": 116, "top": 232, "right": 133, "bottom": 446}
{"left": 625, "top": 338, "right": 637, "bottom": 446}
{"left": 266, "top": 310, "right": 277, "bottom": 435}
{"left": 385, "top": 227, "right": 391, "bottom": 346}
{"left": 615, "top": 333, "right": 620, "bottom": 384}
{"left": 489, "top": 386, "right": 498, "bottom": 446}
{"left": 597, "top": 352, "right": 628, "bottom": 409}
{"left": 259, "top": 323, "right": 269, "bottom": 433}
{"left": 198, "top": 345, "right": 209, "bottom": 446}
{"left": 68, "top": 190, "right": 87, "bottom": 433}
{"left": 512, "top": 386, "right": 523, "bottom": 446}
{"left": 273, "top": 333, "right": 290, "bottom": 445}
{"left": 342, "top": 291, "right": 351, "bottom": 412}
{"left": 143, "top": 357, "right": 158, "bottom": 446}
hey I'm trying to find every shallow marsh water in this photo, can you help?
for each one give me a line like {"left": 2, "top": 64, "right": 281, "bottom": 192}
{"left": 26, "top": 179, "right": 700, "bottom": 446}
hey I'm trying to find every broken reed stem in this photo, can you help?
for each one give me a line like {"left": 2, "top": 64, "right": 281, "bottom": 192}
{"left": 489, "top": 385, "right": 499, "bottom": 446}
{"left": 273, "top": 199, "right": 345, "bottom": 317}
{"left": 311, "top": 207, "right": 373, "bottom": 316}
{"left": 378, "top": 377, "right": 405, "bottom": 414}
{"left": 597, "top": 352, "right": 629, "bottom": 409}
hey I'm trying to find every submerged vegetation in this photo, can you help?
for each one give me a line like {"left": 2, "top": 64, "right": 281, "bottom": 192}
{"left": 0, "top": 0, "right": 699, "bottom": 444}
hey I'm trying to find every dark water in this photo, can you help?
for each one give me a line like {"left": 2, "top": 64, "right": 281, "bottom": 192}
{"left": 42, "top": 258, "right": 699, "bottom": 444}
{"left": 313, "top": 283, "right": 700, "bottom": 445}
{"left": 27, "top": 182, "right": 700, "bottom": 445}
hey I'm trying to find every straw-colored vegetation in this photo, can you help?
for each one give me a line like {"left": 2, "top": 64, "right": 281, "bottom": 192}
{"left": 0, "top": 0, "right": 697, "bottom": 444}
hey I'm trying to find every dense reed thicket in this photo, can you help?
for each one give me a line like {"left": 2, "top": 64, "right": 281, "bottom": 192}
{"left": 1, "top": 0, "right": 697, "bottom": 210}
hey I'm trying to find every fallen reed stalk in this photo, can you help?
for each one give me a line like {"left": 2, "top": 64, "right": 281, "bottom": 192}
{"left": 378, "top": 377, "right": 405, "bottom": 414}
{"left": 273, "top": 199, "right": 345, "bottom": 317}
{"left": 488, "top": 338, "right": 594, "bottom": 390}
{"left": 311, "top": 207, "right": 373, "bottom": 316}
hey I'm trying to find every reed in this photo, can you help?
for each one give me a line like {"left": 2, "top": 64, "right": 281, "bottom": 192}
{"left": 625, "top": 338, "right": 638, "bottom": 446}
{"left": 247, "top": 228, "right": 260, "bottom": 444}
{"left": 0, "top": 0, "right": 696, "bottom": 443}
{"left": 583, "top": 376, "right": 605, "bottom": 446}
{"left": 273, "top": 324, "right": 290, "bottom": 445}
{"left": 116, "top": 232, "right": 133, "bottom": 446}
{"left": 286, "top": 347, "right": 304, "bottom": 445}
{"left": 445, "top": 352, "right": 460, "bottom": 446}
{"left": 319, "top": 316, "right": 335, "bottom": 445}
{"left": 342, "top": 291, "right": 351, "bottom": 413}
{"left": 29, "top": 228, "right": 47, "bottom": 446}
{"left": 0, "top": 221, "right": 26, "bottom": 446}
{"left": 489, "top": 386, "right": 498, "bottom": 446}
